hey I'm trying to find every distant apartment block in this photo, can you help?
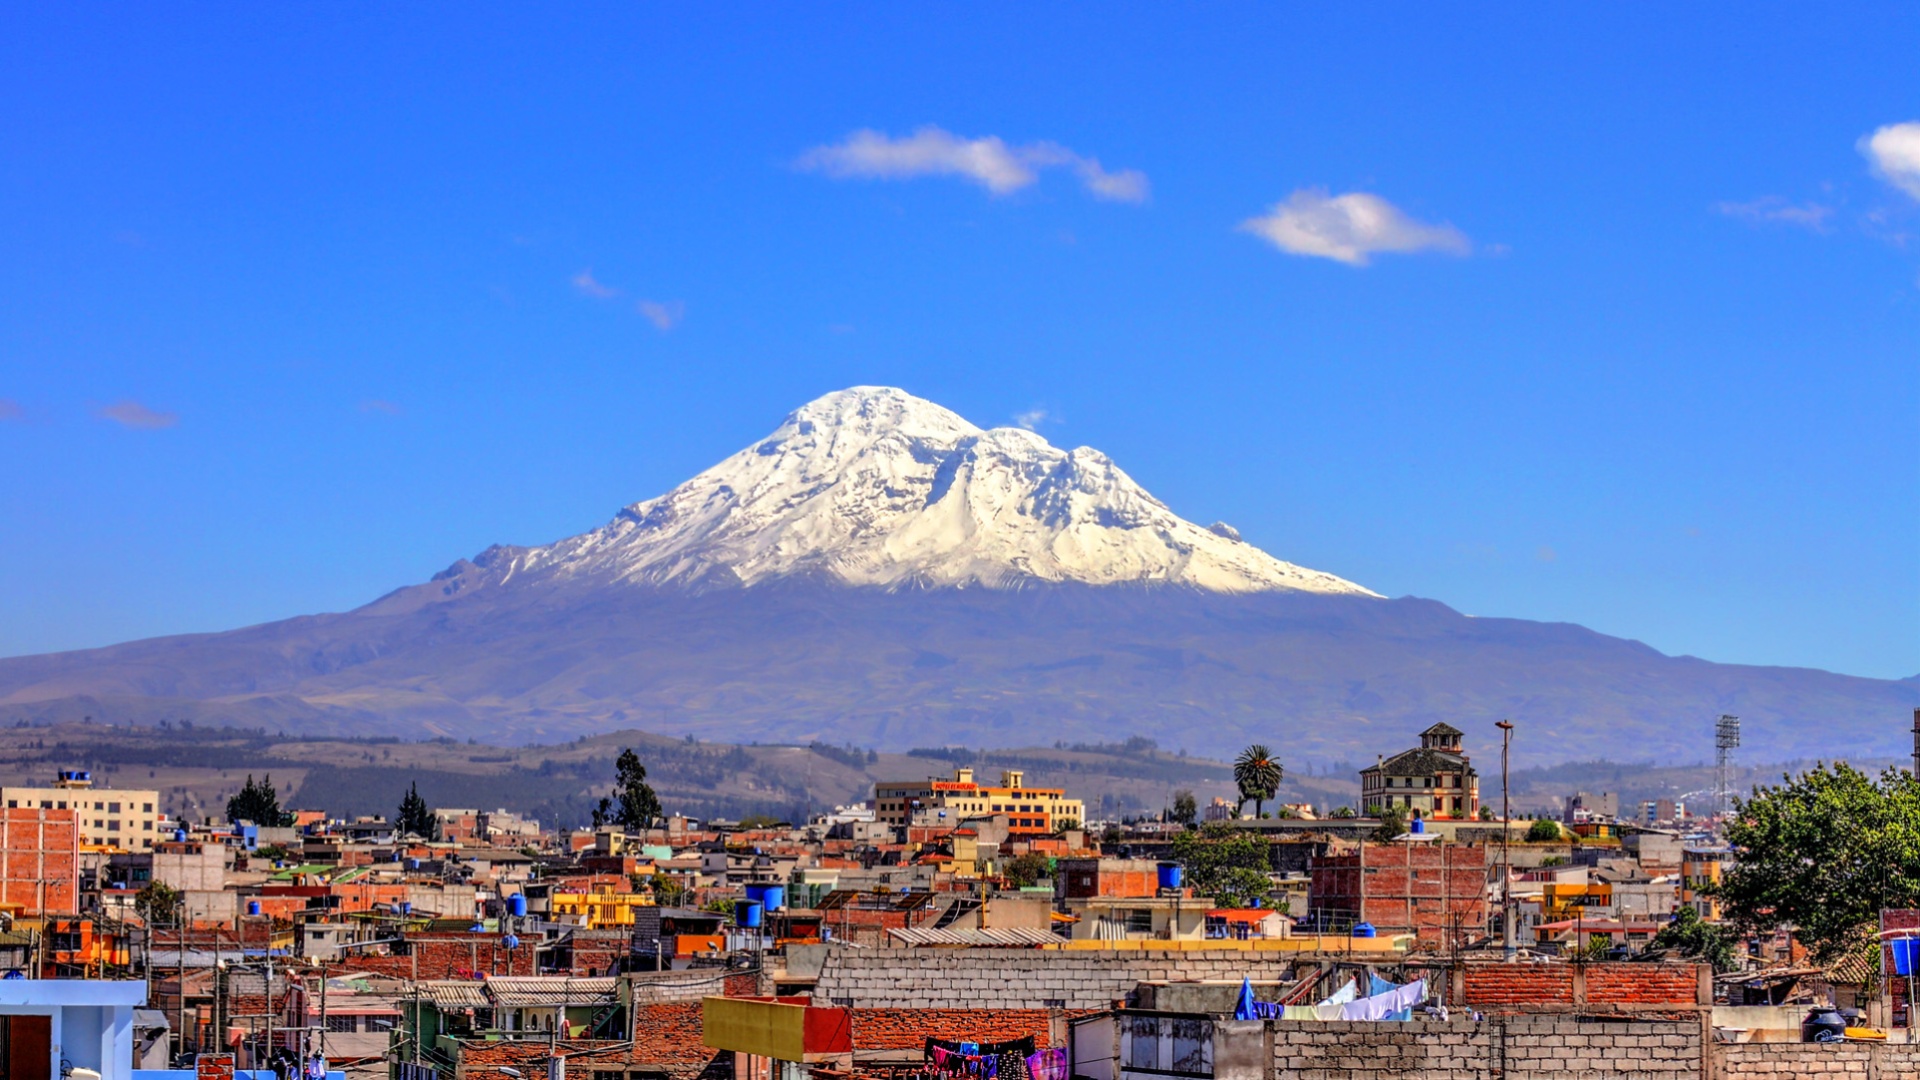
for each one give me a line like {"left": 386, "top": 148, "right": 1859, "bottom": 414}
{"left": 874, "top": 767, "right": 1084, "bottom": 836}
{"left": 0, "top": 770, "right": 159, "bottom": 850}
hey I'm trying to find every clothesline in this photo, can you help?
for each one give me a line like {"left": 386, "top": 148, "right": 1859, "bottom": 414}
{"left": 1235, "top": 974, "right": 1428, "bottom": 1022}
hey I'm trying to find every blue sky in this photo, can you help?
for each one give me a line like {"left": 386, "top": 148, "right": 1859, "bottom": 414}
{"left": 2, "top": 6, "right": 1916, "bottom": 679}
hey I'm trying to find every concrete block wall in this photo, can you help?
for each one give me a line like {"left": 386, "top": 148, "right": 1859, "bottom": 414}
{"left": 814, "top": 950, "right": 1300, "bottom": 1009}
{"left": 1720, "top": 1041, "right": 1920, "bottom": 1079}
{"left": 1269, "top": 1016, "right": 1701, "bottom": 1080}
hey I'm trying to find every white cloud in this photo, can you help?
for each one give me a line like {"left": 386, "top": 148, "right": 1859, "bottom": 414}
{"left": 796, "top": 126, "right": 1149, "bottom": 202}
{"left": 571, "top": 269, "right": 619, "bottom": 299}
{"left": 1861, "top": 121, "right": 1920, "bottom": 201}
{"left": 1714, "top": 196, "right": 1833, "bottom": 231}
{"left": 1012, "top": 408, "right": 1049, "bottom": 430}
{"left": 637, "top": 299, "right": 685, "bottom": 331}
{"left": 1238, "top": 189, "right": 1470, "bottom": 266}
{"left": 96, "top": 400, "right": 178, "bottom": 430}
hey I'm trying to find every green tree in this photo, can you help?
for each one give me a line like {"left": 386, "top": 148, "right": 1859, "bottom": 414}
{"left": 1650, "top": 905, "right": 1737, "bottom": 972}
{"left": 396, "top": 782, "right": 435, "bottom": 839}
{"left": 1717, "top": 762, "right": 1920, "bottom": 962}
{"left": 1171, "top": 790, "right": 1198, "bottom": 828}
{"left": 1003, "top": 852, "right": 1052, "bottom": 888}
{"left": 1330, "top": 806, "right": 1356, "bottom": 819}
{"left": 1169, "top": 823, "right": 1274, "bottom": 908}
{"left": 614, "top": 749, "right": 664, "bottom": 832}
{"left": 1233, "top": 745, "right": 1283, "bottom": 819}
{"left": 1526, "top": 819, "right": 1565, "bottom": 842}
{"left": 1371, "top": 804, "right": 1407, "bottom": 843}
{"left": 591, "top": 796, "right": 613, "bottom": 829}
{"left": 226, "top": 773, "right": 290, "bottom": 827}
{"left": 134, "top": 881, "right": 182, "bottom": 926}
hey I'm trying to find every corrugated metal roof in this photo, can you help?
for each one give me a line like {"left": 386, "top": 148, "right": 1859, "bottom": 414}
{"left": 484, "top": 976, "right": 618, "bottom": 1007}
{"left": 425, "top": 981, "right": 490, "bottom": 1010}
{"left": 886, "top": 926, "right": 1058, "bottom": 948}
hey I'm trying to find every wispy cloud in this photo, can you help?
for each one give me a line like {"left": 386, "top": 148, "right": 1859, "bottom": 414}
{"left": 96, "top": 400, "right": 179, "bottom": 430}
{"left": 1238, "top": 189, "right": 1470, "bottom": 266}
{"left": 0, "top": 399, "right": 22, "bottom": 423}
{"left": 1012, "top": 408, "right": 1049, "bottom": 431}
{"left": 637, "top": 299, "right": 685, "bottom": 331}
{"left": 359, "top": 399, "right": 403, "bottom": 416}
{"left": 796, "top": 126, "right": 1149, "bottom": 203}
{"left": 571, "top": 269, "right": 620, "bottom": 299}
{"left": 1861, "top": 121, "right": 1920, "bottom": 201}
{"left": 1714, "top": 196, "right": 1834, "bottom": 231}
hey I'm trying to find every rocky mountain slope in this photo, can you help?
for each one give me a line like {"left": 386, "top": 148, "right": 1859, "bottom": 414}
{"left": 0, "top": 387, "right": 1912, "bottom": 765}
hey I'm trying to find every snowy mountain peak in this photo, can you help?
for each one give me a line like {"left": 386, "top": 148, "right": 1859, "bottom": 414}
{"left": 437, "top": 387, "right": 1379, "bottom": 597}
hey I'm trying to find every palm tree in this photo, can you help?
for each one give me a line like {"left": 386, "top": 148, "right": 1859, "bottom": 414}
{"left": 1233, "top": 744, "right": 1283, "bottom": 819}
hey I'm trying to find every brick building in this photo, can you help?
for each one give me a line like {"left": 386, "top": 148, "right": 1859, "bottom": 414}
{"left": 0, "top": 805, "right": 81, "bottom": 914}
{"left": 1307, "top": 841, "right": 1487, "bottom": 947}
{"left": 0, "top": 771, "right": 160, "bottom": 850}
{"left": 1358, "top": 723, "right": 1481, "bottom": 821}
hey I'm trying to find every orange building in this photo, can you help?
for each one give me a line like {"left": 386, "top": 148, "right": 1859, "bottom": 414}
{"left": 874, "top": 768, "right": 1084, "bottom": 837}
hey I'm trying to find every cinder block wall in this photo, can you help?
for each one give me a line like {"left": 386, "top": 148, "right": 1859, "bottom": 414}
{"left": 814, "top": 950, "right": 1302, "bottom": 1009}
{"left": 1271, "top": 1016, "right": 1702, "bottom": 1080}
{"left": 1720, "top": 1041, "right": 1920, "bottom": 1079}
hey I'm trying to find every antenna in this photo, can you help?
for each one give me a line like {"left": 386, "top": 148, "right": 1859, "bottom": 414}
{"left": 1714, "top": 715, "right": 1740, "bottom": 820}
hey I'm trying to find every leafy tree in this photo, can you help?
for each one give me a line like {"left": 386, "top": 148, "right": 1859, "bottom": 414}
{"left": 1169, "top": 823, "right": 1274, "bottom": 908}
{"left": 1581, "top": 934, "right": 1615, "bottom": 961}
{"left": 736, "top": 814, "right": 782, "bottom": 829}
{"left": 1478, "top": 806, "right": 1496, "bottom": 821}
{"left": 591, "top": 797, "right": 613, "bottom": 829}
{"left": 1054, "top": 818, "right": 1080, "bottom": 834}
{"left": 396, "top": 782, "right": 435, "bottom": 839}
{"left": 1371, "top": 804, "right": 1407, "bottom": 843}
{"left": 135, "top": 881, "right": 182, "bottom": 926}
{"left": 1233, "top": 745, "right": 1283, "bottom": 819}
{"left": 1717, "top": 762, "right": 1920, "bottom": 962}
{"left": 1171, "top": 791, "right": 1198, "bottom": 828}
{"left": 613, "top": 749, "right": 664, "bottom": 833}
{"left": 1003, "top": 852, "right": 1053, "bottom": 888}
{"left": 1526, "top": 819, "right": 1565, "bottom": 842}
{"left": 1650, "top": 905, "right": 1737, "bottom": 972}
{"left": 1330, "top": 806, "right": 1356, "bottom": 819}
{"left": 226, "top": 774, "right": 290, "bottom": 827}
{"left": 253, "top": 843, "right": 291, "bottom": 862}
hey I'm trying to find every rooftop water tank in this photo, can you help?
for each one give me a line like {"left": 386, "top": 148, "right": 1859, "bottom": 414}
{"left": 247, "top": 900, "right": 262, "bottom": 916}
{"left": 1156, "top": 862, "right": 1184, "bottom": 890}
{"left": 744, "top": 883, "right": 785, "bottom": 911}
{"left": 736, "top": 900, "right": 763, "bottom": 929}
{"left": 1351, "top": 921, "right": 1376, "bottom": 938}
{"left": 509, "top": 893, "right": 527, "bottom": 918}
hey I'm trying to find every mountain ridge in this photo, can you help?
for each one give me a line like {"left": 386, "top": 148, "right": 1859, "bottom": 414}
{"left": 0, "top": 386, "right": 1912, "bottom": 765}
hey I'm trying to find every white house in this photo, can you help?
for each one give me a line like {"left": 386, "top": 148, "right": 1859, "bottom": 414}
{"left": 0, "top": 979, "right": 147, "bottom": 1080}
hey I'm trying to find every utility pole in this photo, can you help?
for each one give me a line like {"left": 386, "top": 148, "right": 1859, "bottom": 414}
{"left": 1496, "top": 720, "right": 1514, "bottom": 963}
{"left": 1911, "top": 708, "right": 1918, "bottom": 778}
{"left": 1714, "top": 715, "right": 1741, "bottom": 824}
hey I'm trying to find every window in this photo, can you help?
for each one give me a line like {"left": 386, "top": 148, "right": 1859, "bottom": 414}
{"left": 325, "top": 1016, "right": 357, "bottom": 1033}
{"left": 1124, "top": 909, "right": 1154, "bottom": 933}
{"left": 109, "top": 802, "right": 121, "bottom": 813}
{"left": 144, "top": 803, "right": 153, "bottom": 813}
{"left": 109, "top": 820, "right": 120, "bottom": 831}
{"left": 1127, "top": 1017, "right": 1159, "bottom": 1071}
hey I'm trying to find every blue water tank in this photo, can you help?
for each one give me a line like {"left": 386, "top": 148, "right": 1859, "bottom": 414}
{"left": 1894, "top": 939, "right": 1920, "bottom": 976}
{"left": 1351, "top": 921, "right": 1376, "bottom": 938}
{"left": 736, "top": 900, "right": 763, "bottom": 929}
{"left": 174, "top": 830, "right": 188, "bottom": 843}
{"left": 745, "top": 883, "right": 785, "bottom": 911}
{"left": 1157, "top": 862, "right": 1184, "bottom": 890}
{"left": 502, "top": 934, "right": 520, "bottom": 950}
{"left": 406, "top": 858, "right": 420, "bottom": 870}
{"left": 399, "top": 902, "right": 412, "bottom": 914}
{"left": 247, "top": 900, "right": 262, "bottom": 916}
{"left": 509, "top": 893, "right": 527, "bottom": 918}
{"left": 1410, "top": 817, "right": 1426, "bottom": 834}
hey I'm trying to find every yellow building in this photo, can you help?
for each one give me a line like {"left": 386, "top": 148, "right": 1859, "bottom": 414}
{"left": 874, "top": 768, "right": 1084, "bottom": 836}
{"left": 1680, "top": 848, "right": 1726, "bottom": 920}
{"left": 1, "top": 771, "right": 160, "bottom": 850}
{"left": 1540, "top": 881, "right": 1613, "bottom": 921}
{"left": 550, "top": 883, "right": 655, "bottom": 928}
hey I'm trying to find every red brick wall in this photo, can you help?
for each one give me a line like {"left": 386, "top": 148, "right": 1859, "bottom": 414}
{"left": 851, "top": 1009, "right": 1062, "bottom": 1050}
{"left": 1460, "top": 962, "right": 1703, "bottom": 1010}
{"left": 0, "top": 808, "right": 80, "bottom": 914}
{"left": 1586, "top": 964, "right": 1701, "bottom": 1006}
{"left": 633, "top": 1002, "right": 728, "bottom": 1076}
{"left": 329, "top": 933, "right": 535, "bottom": 980}
{"left": 1308, "top": 843, "right": 1486, "bottom": 946}
{"left": 196, "top": 1054, "right": 235, "bottom": 1080}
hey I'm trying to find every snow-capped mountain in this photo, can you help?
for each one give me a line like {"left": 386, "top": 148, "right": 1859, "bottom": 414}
{"left": 427, "top": 386, "right": 1377, "bottom": 597}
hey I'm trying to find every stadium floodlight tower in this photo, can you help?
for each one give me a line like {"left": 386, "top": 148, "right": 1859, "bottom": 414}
{"left": 1714, "top": 714, "right": 1741, "bottom": 821}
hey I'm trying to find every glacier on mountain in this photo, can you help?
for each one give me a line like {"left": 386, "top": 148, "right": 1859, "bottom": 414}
{"left": 433, "top": 387, "right": 1379, "bottom": 596}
